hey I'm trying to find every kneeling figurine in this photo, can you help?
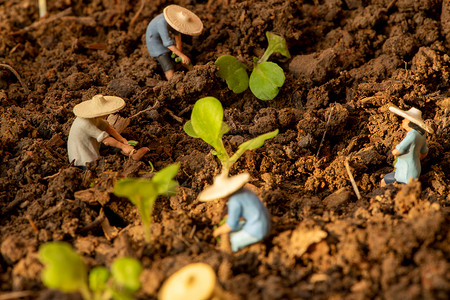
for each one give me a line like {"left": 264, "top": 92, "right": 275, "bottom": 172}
{"left": 381, "top": 106, "right": 432, "bottom": 186}
{"left": 198, "top": 172, "right": 271, "bottom": 252}
{"left": 68, "top": 94, "right": 149, "bottom": 168}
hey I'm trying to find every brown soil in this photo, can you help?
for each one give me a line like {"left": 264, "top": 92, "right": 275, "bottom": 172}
{"left": 1, "top": 0, "right": 449, "bottom": 299}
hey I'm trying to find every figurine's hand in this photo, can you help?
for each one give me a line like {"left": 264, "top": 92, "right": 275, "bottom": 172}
{"left": 121, "top": 144, "right": 135, "bottom": 156}
{"left": 180, "top": 54, "right": 191, "bottom": 65}
{"left": 120, "top": 137, "right": 128, "bottom": 144}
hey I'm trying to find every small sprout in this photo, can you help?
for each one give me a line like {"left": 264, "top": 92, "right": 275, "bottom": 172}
{"left": 39, "top": 242, "right": 142, "bottom": 300}
{"left": 114, "top": 164, "right": 179, "bottom": 243}
{"left": 89, "top": 267, "right": 109, "bottom": 295}
{"left": 127, "top": 140, "right": 139, "bottom": 147}
{"left": 111, "top": 257, "right": 143, "bottom": 293}
{"left": 39, "top": 242, "right": 89, "bottom": 296}
{"left": 215, "top": 32, "right": 290, "bottom": 100}
{"left": 184, "top": 97, "right": 278, "bottom": 175}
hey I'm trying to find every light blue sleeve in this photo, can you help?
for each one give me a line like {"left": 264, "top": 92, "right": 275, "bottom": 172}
{"left": 226, "top": 198, "right": 242, "bottom": 231}
{"left": 158, "top": 20, "right": 174, "bottom": 48}
{"left": 420, "top": 140, "right": 428, "bottom": 154}
{"left": 395, "top": 132, "right": 413, "bottom": 154}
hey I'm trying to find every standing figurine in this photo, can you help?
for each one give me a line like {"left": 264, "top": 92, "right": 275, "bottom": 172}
{"left": 145, "top": 5, "right": 203, "bottom": 80}
{"left": 381, "top": 106, "right": 433, "bottom": 186}
{"left": 198, "top": 172, "right": 271, "bottom": 252}
{"left": 68, "top": 94, "right": 149, "bottom": 169}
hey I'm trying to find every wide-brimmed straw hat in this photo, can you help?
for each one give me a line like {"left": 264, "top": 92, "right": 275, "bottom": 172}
{"left": 163, "top": 5, "right": 203, "bottom": 36}
{"left": 198, "top": 172, "right": 250, "bottom": 202}
{"left": 73, "top": 95, "right": 125, "bottom": 118}
{"left": 389, "top": 106, "right": 433, "bottom": 134}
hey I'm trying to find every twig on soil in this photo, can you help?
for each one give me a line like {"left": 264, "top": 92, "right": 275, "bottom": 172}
{"left": 0, "top": 291, "right": 36, "bottom": 300}
{"left": 12, "top": 8, "right": 72, "bottom": 34}
{"left": 79, "top": 212, "right": 106, "bottom": 234}
{"left": 0, "top": 63, "right": 30, "bottom": 94}
{"left": 130, "top": 100, "right": 160, "bottom": 119}
{"left": 344, "top": 157, "right": 361, "bottom": 200}
{"left": 316, "top": 105, "right": 335, "bottom": 157}
{"left": 38, "top": 0, "right": 47, "bottom": 18}
{"left": 189, "top": 225, "right": 196, "bottom": 239}
{"left": 130, "top": 0, "right": 145, "bottom": 27}
{"left": 26, "top": 215, "right": 39, "bottom": 233}
{"left": 163, "top": 107, "right": 184, "bottom": 123}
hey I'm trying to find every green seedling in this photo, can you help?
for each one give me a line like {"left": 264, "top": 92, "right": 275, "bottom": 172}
{"left": 114, "top": 163, "right": 179, "bottom": 243}
{"left": 127, "top": 140, "right": 139, "bottom": 147}
{"left": 213, "top": 216, "right": 228, "bottom": 243}
{"left": 39, "top": 242, "right": 142, "bottom": 300}
{"left": 215, "top": 32, "right": 291, "bottom": 100}
{"left": 183, "top": 96, "right": 278, "bottom": 175}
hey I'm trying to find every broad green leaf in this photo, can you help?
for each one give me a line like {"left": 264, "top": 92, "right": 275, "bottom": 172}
{"left": 220, "top": 122, "right": 230, "bottom": 136}
{"left": 238, "top": 129, "right": 279, "bottom": 150}
{"left": 183, "top": 121, "right": 198, "bottom": 138}
{"left": 215, "top": 55, "right": 249, "bottom": 93}
{"left": 39, "top": 242, "right": 87, "bottom": 293}
{"left": 114, "top": 178, "right": 156, "bottom": 207}
{"left": 89, "top": 266, "right": 110, "bottom": 292}
{"left": 191, "top": 97, "right": 224, "bottom": 148}
{"left": 249, "top": 62, "right": 285, "bottom": 100}
{"left": 111, "top": 257, "right": 143, "bottom": 293}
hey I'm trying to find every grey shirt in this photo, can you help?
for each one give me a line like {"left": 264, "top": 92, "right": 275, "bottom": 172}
{"left": 67, "top": 117, "right": 109, "bottom": 167}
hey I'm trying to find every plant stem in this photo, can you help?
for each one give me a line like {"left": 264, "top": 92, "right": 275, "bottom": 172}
{"left": 79, "top": 284, "right": 93, "bottom": 300}
{"left": 258, "top": 49, "right": 273, "bottom": 64}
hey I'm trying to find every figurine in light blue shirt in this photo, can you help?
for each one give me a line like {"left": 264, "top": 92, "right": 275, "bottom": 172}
{"left": 381, "top": 106, "right": 433, "bottom": 186}
{"left": 145, "top": 5, "right": 203, "bottom": 80}
{"left": 198, "top": 172, "right": 271, "bottom": 252}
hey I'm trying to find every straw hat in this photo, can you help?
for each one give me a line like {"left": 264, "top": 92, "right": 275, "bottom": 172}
{"left": 73, "top": 95, "right": 125, "bottom": 118}
{"left": 198, "top": 172, "right": 250, "bottom": 202}
{"left": 159, "top": 263, "right": 218, "bottom": 300}
{"left": 163, "top": 5, "right": 203, "bottom": 36}
{"left": 389, "top": 106, "right": 433, "bottom": 134}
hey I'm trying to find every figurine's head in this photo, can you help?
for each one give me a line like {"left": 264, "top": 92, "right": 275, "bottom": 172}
{"left": 163, "top": 5, "right": 203, "bottom": 36}
{"left": 389, "top": 106, "right": 433, "bottom": 134}
{"left": 73, "top": 95, "right": 125, "bottom": 118}
{"left": 198, "top": 172, "right": 250, "bottom": 201}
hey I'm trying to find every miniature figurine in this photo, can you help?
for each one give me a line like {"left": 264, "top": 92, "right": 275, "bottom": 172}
{"left": 381, "top": 106, "right": 432, "bottom": 186}
{"left": 198, "top": 172, "right": 271, "bottom": 252}
{"left": 68, "top": 94, "right": 149, "bottom": 168}
{"left": 145, "top": 4, "right": 203, "bottom": 80}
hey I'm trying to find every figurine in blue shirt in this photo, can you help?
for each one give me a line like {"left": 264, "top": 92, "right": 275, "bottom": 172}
{"left": 145, "top": 5, "right": 203, "bottom": 80}
{"left": 381, "top": 106, "right": 433, "bottom": 186}
{"left": 198, "top": 172, "right": 271, "bottom": 252}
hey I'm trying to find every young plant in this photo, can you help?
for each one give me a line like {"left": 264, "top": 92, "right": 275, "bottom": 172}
{"left": 39, "top": 242, "right": 142, "bottom": 300}
{"left": 183, "top": 96, "right": 278, "bottom": 175}
{"left": 113, "top": 163, "right": 179, "bottom": 243}
{"left": 215, "top": 32, "right": 291, "bottom": 100}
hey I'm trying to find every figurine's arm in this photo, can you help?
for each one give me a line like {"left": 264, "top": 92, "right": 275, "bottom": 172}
{"left": 105, "top": 124, "right": 128, "bottom": 144}
{"left": 392, "top": 148, "right": 402, "bottom": 156}
{"left": 175, "top": 33, "right": 182, "bottom": 52}
{"left": 419, "top": 151, "right": 428, "bottom": 160}
{"left": 168, "top": 44, "right": 191, "bottom": 65}
{"left": 213, "top": 223, "right": 231, "bottom": 237}
{"left": 102, "top": 136, "right": 134, "bottom": 155}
